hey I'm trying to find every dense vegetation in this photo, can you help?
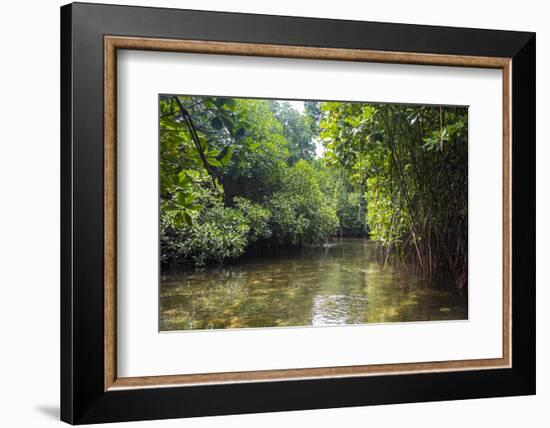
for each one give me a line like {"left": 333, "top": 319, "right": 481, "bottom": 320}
{"left": 160, "top": 95, "right": 467, "bottom": 289}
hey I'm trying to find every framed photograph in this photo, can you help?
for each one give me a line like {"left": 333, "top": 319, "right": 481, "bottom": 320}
{"left": 61, "top": 2, "right": 535, "bottom": 424}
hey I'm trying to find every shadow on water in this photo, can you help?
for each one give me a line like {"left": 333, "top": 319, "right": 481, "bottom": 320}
{"left": 160, "top": 239, "right": 467, "bottom": 331}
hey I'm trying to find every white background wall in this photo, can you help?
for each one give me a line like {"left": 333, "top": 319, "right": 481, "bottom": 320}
{"left": 0, "top": 0, "right": 546, "bottom": 426}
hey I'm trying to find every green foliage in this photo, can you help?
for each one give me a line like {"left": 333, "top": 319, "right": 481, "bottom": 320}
{"left": 268, "top": 161, "right": 339, "bottom": 245}
{"left": 160, "top": 94, "right": 467, "bottom": 288}
{"left": 220, "top": 99, "right": 290, "bottom": 201}
{"left": 320, "top": 102, "right": 468, "bottom": 285}
{"left": 233, "top": 197, "right": 272, "bottom": 242}
{"left": 160, "top": 95, "right": 273, "bottom": 267}
{"left": 161, "top": 196, "right": 249, "bottom": 267}
{"left": 270, "top": 101, "right": 316, "bottom": 163}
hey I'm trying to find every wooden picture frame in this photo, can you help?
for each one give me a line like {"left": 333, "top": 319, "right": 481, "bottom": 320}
{"left": 61, "top": 2, "right": 535, "bottom": 424}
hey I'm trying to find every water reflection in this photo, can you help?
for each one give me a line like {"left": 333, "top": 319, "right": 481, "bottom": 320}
{"left": 160, "top": 239, "right": 467, "bottom": 331}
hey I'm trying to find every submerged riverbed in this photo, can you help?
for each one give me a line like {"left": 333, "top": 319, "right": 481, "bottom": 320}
{"left": 160, "top": 239, "right": 467, "bottom": 331}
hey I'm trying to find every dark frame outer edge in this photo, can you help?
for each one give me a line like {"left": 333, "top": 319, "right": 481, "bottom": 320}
{"left": 510, "top": 35, "right": 536, "bottom": 390}
{"left": 60, "top": 2, "right": 536, "bottom": 424}
{"left": 60, "top": 4, "right": 74, "bottom": 425}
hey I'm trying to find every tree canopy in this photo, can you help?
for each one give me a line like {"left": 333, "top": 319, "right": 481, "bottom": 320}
{"left": 160, "top": 95, "right": 467, "bottom": 289}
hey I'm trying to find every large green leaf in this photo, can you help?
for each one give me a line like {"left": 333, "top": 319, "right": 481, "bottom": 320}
{"left": 207, "top": 157, "right": 222, "bottom": 167}
{"left": 218, "top": 146, "right": 233, "bottom": 165}
{"left": 183, "top": 212, "right": 193, "bottom": 226}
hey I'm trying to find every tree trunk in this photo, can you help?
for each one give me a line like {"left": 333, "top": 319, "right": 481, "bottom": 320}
{"left": 358, "top": 176, "right": 367, "bottom": 239}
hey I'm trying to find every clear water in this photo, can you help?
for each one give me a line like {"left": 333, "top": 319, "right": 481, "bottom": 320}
{"left": 160, "top": 239, "right": 467, "bottom": 331}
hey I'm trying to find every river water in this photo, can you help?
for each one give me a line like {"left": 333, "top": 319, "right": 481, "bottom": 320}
{"left": 160, "top": 239, "right": 467, "bottom": 331}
